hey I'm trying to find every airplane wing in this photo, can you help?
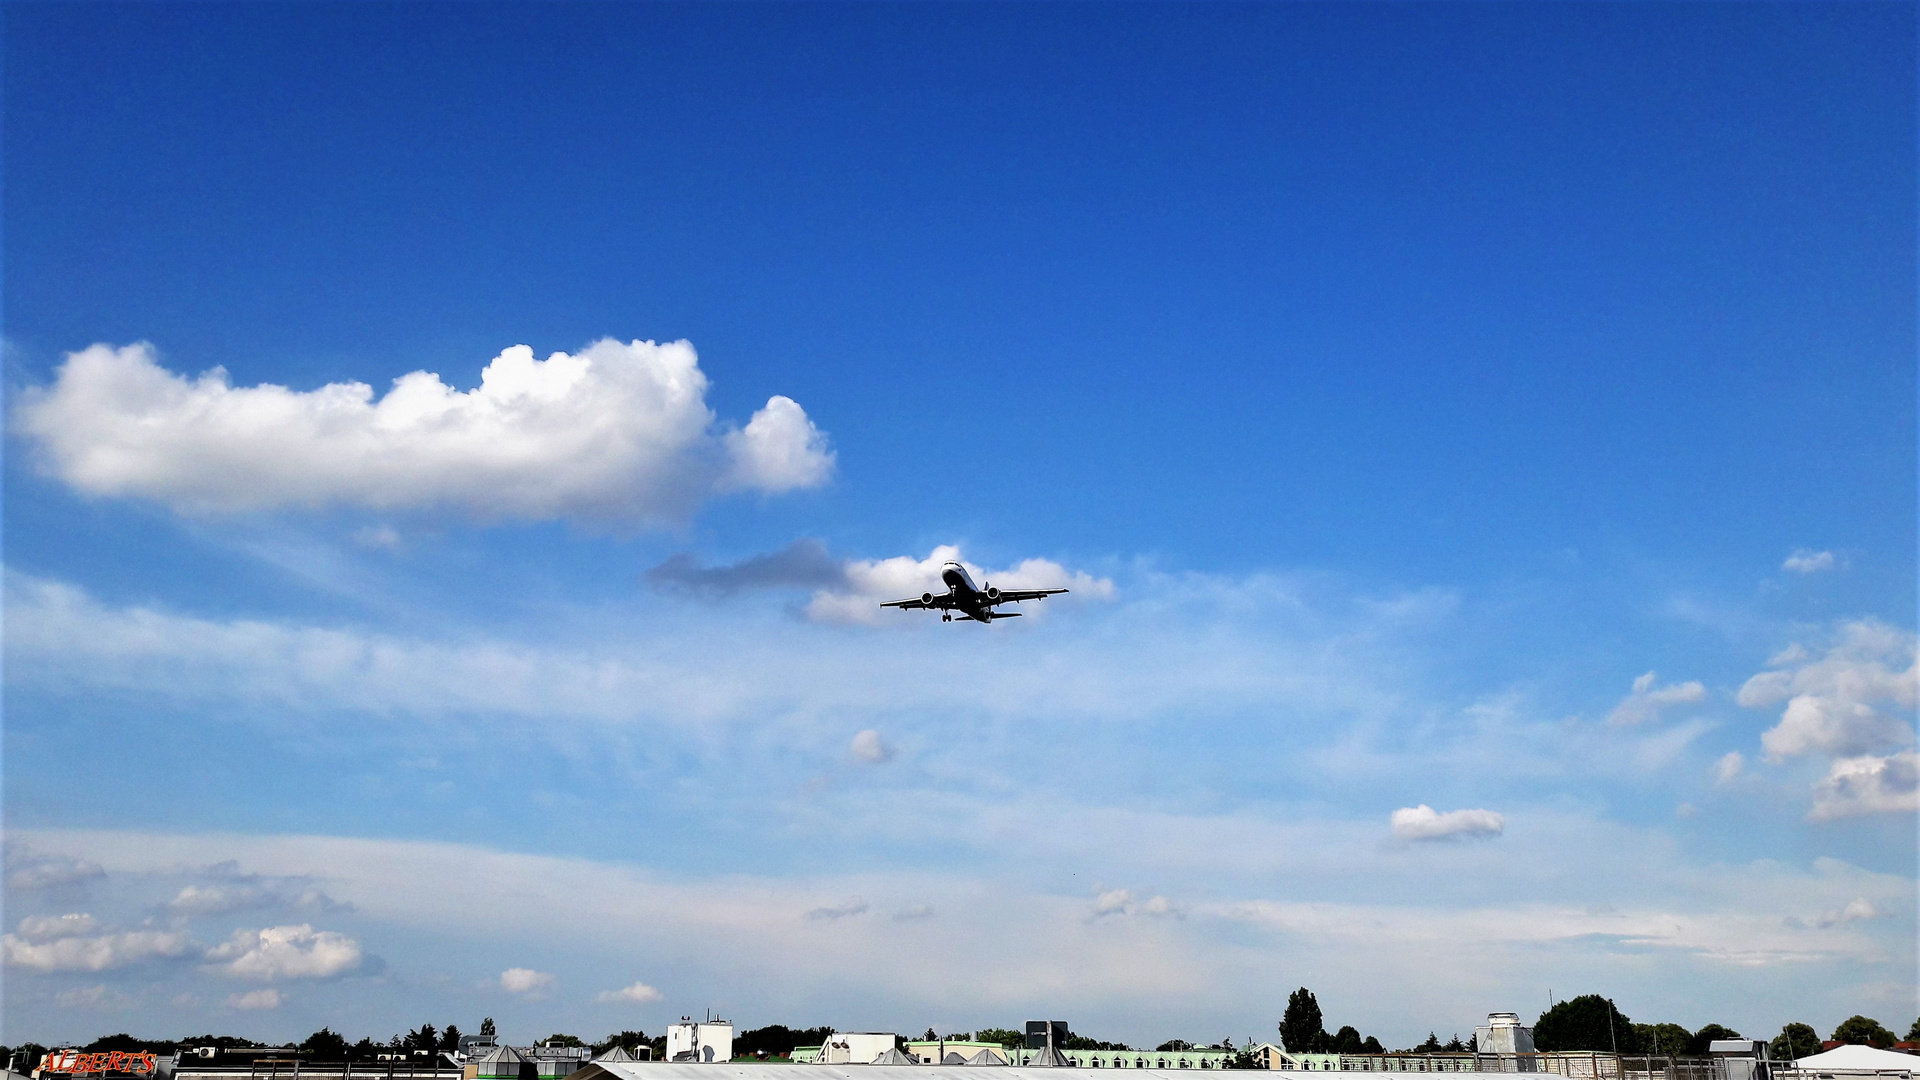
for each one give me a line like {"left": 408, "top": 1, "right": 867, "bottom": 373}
{"left": 881, "top": 593, "right": 954, "bottom": 610}
{"left": 988, "top": 588, "right": 1069, "bottom": 604}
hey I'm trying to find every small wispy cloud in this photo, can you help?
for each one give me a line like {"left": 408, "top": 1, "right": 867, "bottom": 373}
{"left": 1089, "top": 889, "right": 1179, "bottom": 919}
{"left": 595, "top": 980, "right": 663, "bottom": 1003}
{"left": 804, "top": 898, "right": 869, "bottom": 921}
{"left": 1782, "top": 549, "right": 1837, "bottom": 574}
{"left": 226, "top": 988, "right": 283, "bottom": 1011}
{"left": 1390, "top": 805, "right": 1504, "bottom": 841}
{"left": 850, "top": 729, "right": 895, "bottom": 763}
{"left": 55, "top": 985, "right": 119, "bottom": 1010}
{"left": 1812, "top": 898, "right": 1880, "bottom": 928}
{"left": 1713, "top": 751, "right": 1745, "bottom": 785}
{"left": 646, "top": 539, "right": 849, "bottom": 597}
{"left": 499, "top": 967, "right": 555, "bottom": 999}
{"left": 6, "top": 846, "right": 107, "bottom": 892}
{"left": 1608, "top": 671, "right": 1707, "bottom": 726}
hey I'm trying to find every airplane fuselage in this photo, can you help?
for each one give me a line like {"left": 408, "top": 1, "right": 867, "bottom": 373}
{"left": 938, "top": 562, "right": 1002, "bottom": 622}
{"left": 884, "top": 560, "right": 1066, "bottom": 623}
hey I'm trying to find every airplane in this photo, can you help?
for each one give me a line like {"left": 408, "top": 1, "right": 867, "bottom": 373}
{"left": 881, "top": 561, "right": 1069, "bottom": 623}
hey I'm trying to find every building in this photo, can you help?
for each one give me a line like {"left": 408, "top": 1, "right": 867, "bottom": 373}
{"left": 1476, "top": 1017, "right": 1536, "bottom": 1056}
{"left": 791, "top": 1043, "right": 1234, "bottom": 1069}
{"left": 666, "top": 1021, "right": 735, "bottom": 1064}
{"left": 815, "top": 1036, "right": 902, "bottom": 1066}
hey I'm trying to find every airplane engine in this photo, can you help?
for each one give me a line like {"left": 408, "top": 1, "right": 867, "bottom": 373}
{"left": 921, "top": 592, "right": 935, "bottom": 606}
{"left": 986, "top": 586, "right": 1000, "bottom": 600}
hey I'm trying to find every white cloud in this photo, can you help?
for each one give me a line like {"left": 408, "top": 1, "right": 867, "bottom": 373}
{"left": 205, "top": 925, "right": 363, "bottom": 980}
{"left": 1740, "top": 621, "right": 1916, "bottom": 761}
{"left": 892, "top": 905, "right": 935, "bottom": 921}
{"left": 1607, "top": 671, "right": 1707, "bottom": 726}
{"left": 168, "top": 880, "right": 344, "bottom": 917}
{"left": 1813, "top": 898, "right": 1881, "bottom": 928}
{"left": 1808, "top": 751, "right": 1920, "bottom": 822}
{"left": 17, "top": 913, "right": 101, "bottom": 939}
{"left": 226, "top": 988, "right": 283, "bottom": 1010}
{"left": 595, "top": 980, "right": 664, "bottom": 1004}
{"left": 721, "top": 395, "right": 835, "bottom": 493}
{"left": 1782, "top": 550, "right": 1837, "bottom": 574}
{"left": 11, "top": 823, "right": 1912, "bottom": 1040}
{"left": 13, "top": 340, "right": 831, "bottom": 523}
{"left": 2, "top": 566, "right": 1270, "bottom": 729}
{"left": 1222, "top": 893, "right": 1887, "bottom": 968}
{"left": 55, "top": 985, "right": 122, "bottom": 1010}
{"left": 1089, "top": 889, "right": 1179, "bottom": 919}
{"left": 500, "top": 967, "right": 556, "bottom": 998}
{"left": 2, "top": 914, "right": 194, "bottom": 972}
{"left": 352, "top": 525, "right": 403, "bottom": 551}
{"left": 1714, "top": 751, "right": 1745, "bottom": 785}
{"left": 807, "top": 546, "right": 1115, "bottom": 625}
{"left": 850, "top": 729, "right": 894, "bottom": 763}
{"left": 6, "top": 847, "right": 108, "bottom": 892}
{"left": 1390, "top": 805, "right": 1504, "bottom": 841}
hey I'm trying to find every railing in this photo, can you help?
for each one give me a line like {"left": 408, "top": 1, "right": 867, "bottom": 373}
{"left": 172, "top": 1062, "right": 462, "bottom": 1080}
{"left": 1287, "top": 1054, "right": 1767, "bottom": 1080}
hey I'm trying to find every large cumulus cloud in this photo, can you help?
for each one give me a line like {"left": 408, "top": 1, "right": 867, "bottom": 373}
{"left": 1738, "top": 620, "right": 1918, "bottom": 821}
{"left": 13, "top": 339, "right": 832, "bottom": 523}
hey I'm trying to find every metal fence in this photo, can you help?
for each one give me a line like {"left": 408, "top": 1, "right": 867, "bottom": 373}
{"left": 1299, "top": 1054, "right": 1762, "bottom": 1080}
{"left": 171, "top": 1061, "right": 464, "bottom": 1080}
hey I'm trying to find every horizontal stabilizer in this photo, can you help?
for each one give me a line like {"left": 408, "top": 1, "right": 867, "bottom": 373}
{"left": 989, "top": 611, "right": 1024, "bottom": 619}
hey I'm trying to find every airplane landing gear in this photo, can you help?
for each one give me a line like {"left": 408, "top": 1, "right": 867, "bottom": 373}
{"left": 942, "top": 612, "right": 951, "bottom": 622}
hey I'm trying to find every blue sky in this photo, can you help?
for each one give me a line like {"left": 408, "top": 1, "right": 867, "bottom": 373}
{"left": 3, "top": 0, "right": 1914, "bottom": 1054}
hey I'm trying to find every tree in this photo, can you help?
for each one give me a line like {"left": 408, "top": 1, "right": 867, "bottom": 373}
{"left": 11, "top": 1045, "right": 50, "bottom": 1073}
{"left": 302, "top": 1030, "right": 350, "bottom": 1061}
{"left": 1066, "top": 1034, "right": 1130, "bottom": 1052}
{"left": 479, "top": 1019, "right": 497, "bottom": 1038}
{"left": 1441, "top": 1036, "right": 1463, "bottom": 1053}
{"left": 732, "top": 1027, "right": 832, "bottom": 1059}
{"left": 84, "top": 1037, "right": 176, "bottom": 1054}
{"left": 1687, "top": 1026, "right": 1741, "bottom": 1056}
{"left": 1830, "top": 1017, "right": 1895, "bottom": 1049}
{"left": 541, "top": 1035, "right": 585, "bottom": 1049}
{"left": 1156, "top": 1042, "right": 1195, "bottom": 1053}
{"left": 1769, "top": 1024, "right": 1819, "bottom": 1061}
{"left": 440, "top": 1026, "right": 463, "bottom": 1054}
{"left": 406, "top": 1026, "right": 439, "bottom": 1057}
{"left": 592, "top": 1032, "right": 651, "bottom": 1056}
{"left": 1635, "top": 1024, "right": 1691, "bottom": 1057}
{"left": 1281, "top": 989, "right": 1327, "bottom": 1054}
{"left": 1414, "top": 1034, "right": 1442, "bottom": 1054}
{"left": 1362, "top": 1038, "right": 1385, "bottom": 1055}
{"left": 1535, "top": 996, "right": 1639, "bottom": 1053}
{"left": 1327, "top": 1029, "right": 1363, "bottom": 1055}
{"left": 983, "top": 1029, "right": 1023, "bottom": 1049}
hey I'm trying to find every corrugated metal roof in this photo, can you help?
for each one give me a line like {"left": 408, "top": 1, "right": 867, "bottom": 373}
{"left": 571, "top": 1064, "right": 1239, "bottom": 1080}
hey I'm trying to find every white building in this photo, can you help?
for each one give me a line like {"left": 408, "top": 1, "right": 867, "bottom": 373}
{"left": 665, "top": 1020, "right": 733, "bottom": 1064}
{"left": 819, "top": 1034, "right": 900, "bottom": 1065}
{"left": 1476, "top": 1014, "right": 1537, "bottom": 1055}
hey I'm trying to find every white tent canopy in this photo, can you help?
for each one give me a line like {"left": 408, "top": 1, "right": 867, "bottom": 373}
{"left": 1788, "top": 1046, "right": 1917, "bottom": 1074}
